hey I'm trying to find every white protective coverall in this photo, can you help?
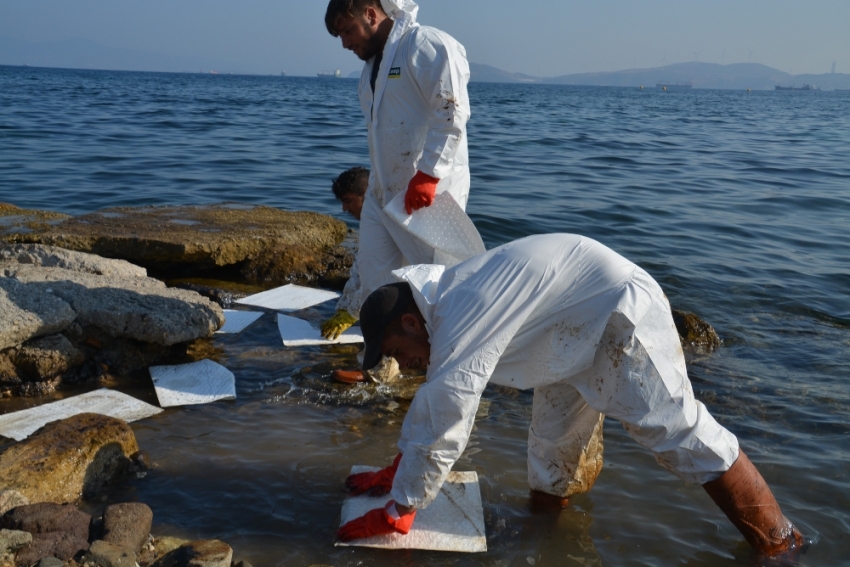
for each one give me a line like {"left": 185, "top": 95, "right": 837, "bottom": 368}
{"left": 389, "top": 234, "right": 740, "bottom": 509}
{"left": 336, "top": 0, "right": 473, "bottom": 317}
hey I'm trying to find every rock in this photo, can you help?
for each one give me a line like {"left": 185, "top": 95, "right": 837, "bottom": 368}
{"left": 151, "top": 540, "right": 232, "bottom": 567}
{"left": 82, "top": 539, "right": 137, "bottom": 567}
{"left": 0, "top": 413, "right": 139, "bottom": 504}
{"left": 35, "top": 558, "right": 64, "bottom": 567}
{"left": 12, "top": 334, "right": 84, "bottom": 382}
{"left": 672, "top": 309, "right": 722, "bottom": 353}
{"left": 240, "top": 242, "right": 355, "bottom": 290}
{"left": 232, "top": 561, "right": 253, "bottom": 567}
{"left": 102, "top": 503, "right": 152, "bottom": 553}
{"left": 0, "top": 529, "right": 31, "bottom": 552}
{"left": 0, "top": 492, "right": 29, "bottom": 517}
{"left": 145, "top": 536, "right": 189, "bottom": 564}
{"left": 0, "top": 277, "right": 76, "bottom": 351}
{"left": 0, "top": 243, "right": 147, "bottom": 279}
{"left": 0, "top": 204, "right": 70, "bottom": 240}
{"left": 12, "top": 203, "right": 347, "bottom": 273}
{"left": 12, "top": 530, "right": 90, "bottom": 564}
{"left": 0, "top": 503, "right": 91, "bottom": 541}
{"left": 5, "top": 266, "right": 223, "bottom": 346}
{"left": 129, "top": 451, "right": 151, "bottom": 472}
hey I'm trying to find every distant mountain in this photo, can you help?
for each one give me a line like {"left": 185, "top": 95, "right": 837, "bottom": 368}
{"left": 469, "top": 63, "right": 540, "bottom": 83}
{"left": 470, "top": 61, "right": 850, "bottom": 91}
{"left": 0, "top": 36, "right": 244, "bottom": 74}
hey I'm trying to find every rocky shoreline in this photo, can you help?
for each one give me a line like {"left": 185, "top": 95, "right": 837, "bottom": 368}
{"left": 1, "top": 202, "right": 352, "bottom": 566}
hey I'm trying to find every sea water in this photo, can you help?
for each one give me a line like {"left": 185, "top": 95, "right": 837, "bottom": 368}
{"left": 1, "top": 65, "right": 849, "bottom": 566}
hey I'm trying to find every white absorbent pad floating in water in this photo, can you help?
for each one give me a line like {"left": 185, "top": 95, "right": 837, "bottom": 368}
{"left": 216, "top": 309, "right": 264, "bottom": 334}
{"left": 0, "top": 388, "right": 163, "bottom": 442}
{"left": 236, "top": 283, "right": 340, "bottom": 311}
{"left": 336, "top": 468, "right": 486, "bottom": 553}
{"left": 277, "top": 313, "right": 363, "bottom": 346}
{"left": 384, "top": 191, "right": 486, "bottom": 266}
{"left": 149, "top": 359, "right": 236, "bottom": 408}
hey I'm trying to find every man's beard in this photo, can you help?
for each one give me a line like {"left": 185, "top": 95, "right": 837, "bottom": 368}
{"left": 357, "top": 30, "right": 385, "bottom": 61}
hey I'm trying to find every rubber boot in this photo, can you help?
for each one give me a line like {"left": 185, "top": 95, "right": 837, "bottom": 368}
{"left": 702, "top": 449, "right": 803, "bottom": 557}
{"left": 529, "top": 489, "right": 570, "bottom": 513}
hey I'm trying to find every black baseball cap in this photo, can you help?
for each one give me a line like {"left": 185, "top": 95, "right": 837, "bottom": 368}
{"left": 360, "top": 282, "right": 415, "bottom": 371}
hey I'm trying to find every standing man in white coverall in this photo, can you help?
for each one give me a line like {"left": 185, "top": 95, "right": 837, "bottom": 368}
{"left": 336, "top": 234, "right": 804, "bottom": 558}
{"left": 320, "top": 0, "right": 473, "bottom": 364}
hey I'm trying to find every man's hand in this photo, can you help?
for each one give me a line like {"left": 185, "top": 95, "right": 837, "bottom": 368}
{"left": 345, "top": 453, "right": 402, "bottom": 496}
{"left": 405, "top": 171, "right": 439, "bottom": 214}
{"left": 321, "top": 310, "right": 357, "bottom": 340}
{"left": 336, "top": 501, "right": 417, "bottom": 542}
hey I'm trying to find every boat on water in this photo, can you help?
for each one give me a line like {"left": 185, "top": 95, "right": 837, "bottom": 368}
{"left": 317, "top": 69, "right": 342, "bottom": 78}
{"left": 775, "top": 84, "right": 820, "bottom": 91}
{"left": 657, "top": 82, "right": 693, "bottom": 91}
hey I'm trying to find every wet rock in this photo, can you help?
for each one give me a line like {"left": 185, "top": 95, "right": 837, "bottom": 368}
{"left": 82, "top": 539, "right": 136, "bottom": 567}
{"left": 0, "top": 492, "right": 29, "bottom": 517}
{"left": 0, "top": 529, "right": 32, "bottom": 553}
{"left": 240, "top": 242, "right": 355, "bottom": 290}
{"left": 144, "top": 536, "right": 189, "bottom": 564}
{"left": 0, "top": 413, "right": 139, "bottom": 504}
{"left": 130, "top": 451, "right": 151, "bottom": 472}
{"left": 672, "top": 309, "right": 722, "bottom": 354}
{"left": 150, "top": 539, "right": 232, "bottom": 567}
{"left": 0, "top": 204, "right": 70, "bottom": 240}
{"left": 0, "top": 277, "right": 76, "bottom": 351}
{"left": 12, "top": 530, "right": 90, "bottom": 564}
{"left": 0, "top": 503, "right": 91, "bottom": 541}
{"left": 102, "top": 503, "right": 152, "bottom": 553}
{"left": 11, "top": 203, "right": 347, "bottom": 276}
{"left": 5, "top": 266, "right": 223, "bottom": 346}
{"left": 12, "top": 334, "right": 84, "bottom": 382}
{"left": 0, "top": 243, "right": 147, "bottom": 279}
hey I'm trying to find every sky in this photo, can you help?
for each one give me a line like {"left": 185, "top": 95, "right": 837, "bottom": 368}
{"left": 1, "top": 0, "right": 848, "bottom": 77}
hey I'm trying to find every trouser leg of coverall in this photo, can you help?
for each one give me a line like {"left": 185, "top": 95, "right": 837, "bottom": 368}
{"left": 528, "top": 382, "right": 605, "bottom": 498}
{"left": 571, "top": 274, "right": 739, "bottom": 483}
{"left": 358, "top": 191, "right": 406, "bottom": 303}
{"left": 359, "top": 190, "right": 445, "bottom": 303}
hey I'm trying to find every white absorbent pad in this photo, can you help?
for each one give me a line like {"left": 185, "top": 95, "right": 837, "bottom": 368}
{"left": 277, "top": 313, "right": 363, "bottom": 346}
{"left": 0, "top": 389, "right": 163, "bottom": 441}
{"left": 384, "top": 191, "right": 486, "bottom": 266}
{"left": 236, "top": 283, "right": 340, "bottom": 311}
{"left": 216, "top": 309, "right": 264, "bottom": 333}
{"left": 336, "top": 467, "right": 486, "bottom": 552}
{"left": 149, "top": 359, "right": 236, "bottom": 407}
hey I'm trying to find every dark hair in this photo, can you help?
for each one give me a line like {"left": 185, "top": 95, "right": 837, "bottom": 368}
{"left": 325, "top": 0, "right": 385, "bottom": 36}
{"left": 332, "top": 166, "right": 369, "bottom": 200}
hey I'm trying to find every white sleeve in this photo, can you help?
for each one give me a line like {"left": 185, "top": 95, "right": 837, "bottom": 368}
{"left": 409, "top": 30, "right": 470, "bottom": 180}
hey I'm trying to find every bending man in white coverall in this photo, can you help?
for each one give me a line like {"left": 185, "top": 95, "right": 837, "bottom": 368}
{"left": 337, "top": 234, "right": 804, "bottom": 558}
{"left": 321, "top": 0, "right": 473, "bottom": 350}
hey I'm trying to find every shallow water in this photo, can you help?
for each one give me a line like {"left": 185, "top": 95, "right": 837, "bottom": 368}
{"left": 1, "top": 66, "right": 849, "bottom": 566}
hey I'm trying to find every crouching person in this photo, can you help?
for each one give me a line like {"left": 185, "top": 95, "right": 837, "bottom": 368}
{"left": 337, "top": 233, "right": 803, "bottom": 557}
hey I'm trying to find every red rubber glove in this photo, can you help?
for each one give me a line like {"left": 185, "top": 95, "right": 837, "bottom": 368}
{"left": 345, "top": 453, "right": 402, "bottom": 496}
{"left": 404, "top": 171, "right": 439, "bottom": 214}
{"left": 336, "top": 501, "right": 417, "bottom": 542}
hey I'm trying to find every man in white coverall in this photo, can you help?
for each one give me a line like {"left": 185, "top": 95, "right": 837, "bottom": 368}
{"left": 337, "top": 234, "right": 804, "bottom": 558}
{"left": 321, "top": 0, "right": 473, "bottom": 354}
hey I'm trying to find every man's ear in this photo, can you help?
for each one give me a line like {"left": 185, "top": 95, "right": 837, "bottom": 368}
{"left": 364, "top": 5, "right": 379, "bottom": 26}
{"left": 400, "top": 313, "right": 422, "bottom": 334}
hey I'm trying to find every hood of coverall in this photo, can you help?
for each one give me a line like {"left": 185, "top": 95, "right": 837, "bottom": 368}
{"left": 380, "top": 0, "right": 418, "bottom": 22}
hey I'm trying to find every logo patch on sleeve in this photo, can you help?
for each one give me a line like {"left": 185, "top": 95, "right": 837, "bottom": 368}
{"left": 388, "top": 67, "right": 401, "bottom": 78}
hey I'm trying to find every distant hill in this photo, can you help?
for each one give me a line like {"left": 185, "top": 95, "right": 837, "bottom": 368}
{"left": 0, "top": 36, "right": 246, "bottom": 74}
{"left": 469, "top": 63, "right": 539, "bottom": 83}
{"left": 470, "top": 61, "right": 850, "bottom": 91}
